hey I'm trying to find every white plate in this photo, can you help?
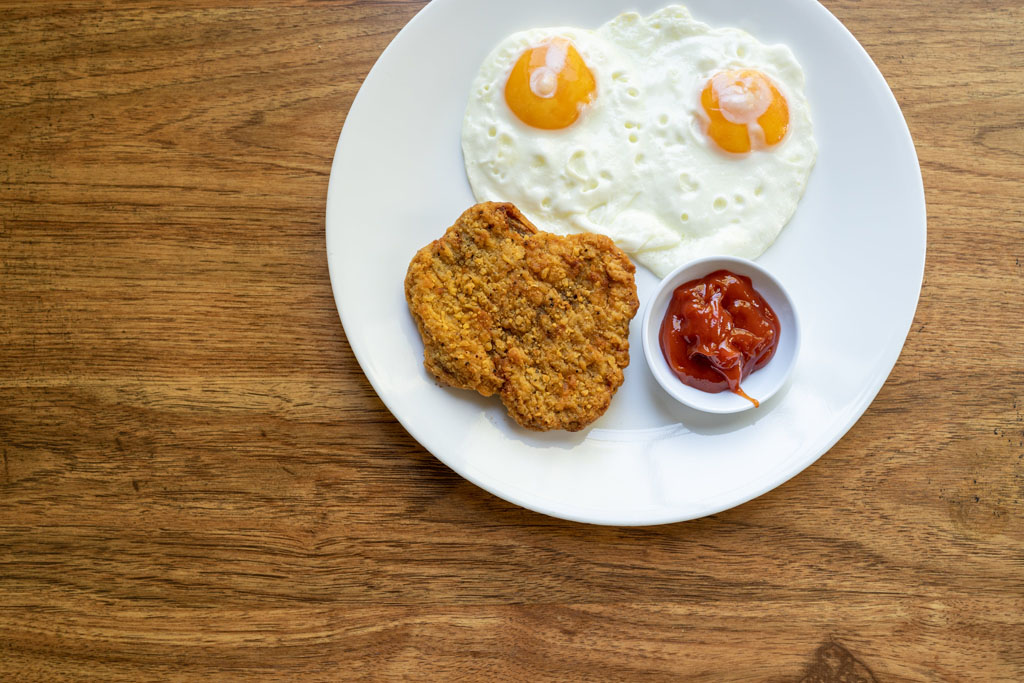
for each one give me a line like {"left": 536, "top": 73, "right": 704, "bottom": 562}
{"left": 325, "top": 0, "right": 926, "bottom": 525}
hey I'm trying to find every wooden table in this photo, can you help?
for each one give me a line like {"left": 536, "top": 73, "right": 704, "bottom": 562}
{"left": 2, "top": 1, "right": 1022, "bottom": 680}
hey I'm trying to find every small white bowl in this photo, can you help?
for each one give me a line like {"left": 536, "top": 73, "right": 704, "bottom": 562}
{"left": 641, "top": 256, "right": 801, "bottom": 415}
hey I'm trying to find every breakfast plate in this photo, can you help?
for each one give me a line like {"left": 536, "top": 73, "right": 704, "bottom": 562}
{"left": 326, "top": 0, "right": 926, "bottom": 525}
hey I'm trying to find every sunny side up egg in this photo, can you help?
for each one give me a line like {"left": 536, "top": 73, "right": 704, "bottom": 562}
{"left": 462, "top": 26, "right": 650, "bottom": 248}
{"left": 461, "top": 5, "right": 818, "bottom": 278}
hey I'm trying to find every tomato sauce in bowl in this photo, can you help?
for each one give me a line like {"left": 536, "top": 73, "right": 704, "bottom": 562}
{"left": 641, "top": 256, "right": 800, "bottom": 415}
{"left": 659, "top": 269, "right": 780, "bottom": 407}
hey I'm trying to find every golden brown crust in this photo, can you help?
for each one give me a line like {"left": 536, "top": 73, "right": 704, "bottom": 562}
{"left": 404, "top": 202, "right": 639, "bottom": 432}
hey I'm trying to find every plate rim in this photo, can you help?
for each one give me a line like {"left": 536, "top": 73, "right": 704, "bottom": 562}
{"left": 325, "top": 0, "right": 927, "bottom": 526}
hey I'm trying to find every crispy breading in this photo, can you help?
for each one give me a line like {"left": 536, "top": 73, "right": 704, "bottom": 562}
{"left": 404, "top": 202, "right": 639, "bottom": 432}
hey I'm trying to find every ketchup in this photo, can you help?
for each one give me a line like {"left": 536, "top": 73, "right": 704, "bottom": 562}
{"left": 659, "top": 269, "right": 780, "bottom": 407}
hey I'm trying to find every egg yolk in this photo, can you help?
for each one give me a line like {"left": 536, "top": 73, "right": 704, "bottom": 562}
{"left": 701, "top": 69, "right": 789, "bottom": 154}
{"left": 505, "top": 39, "right": 597, "bottom": 130}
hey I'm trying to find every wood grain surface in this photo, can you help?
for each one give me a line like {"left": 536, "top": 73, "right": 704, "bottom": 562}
{"left": 2, "top": 0, "right": 1022, "bottom": 680}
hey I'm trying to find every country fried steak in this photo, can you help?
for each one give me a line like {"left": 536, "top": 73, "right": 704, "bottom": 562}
{"left": 404, "top": 202, "right": 639, "bottom": 432}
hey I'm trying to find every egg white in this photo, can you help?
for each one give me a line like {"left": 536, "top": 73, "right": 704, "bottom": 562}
{"left": 599, "top": 6, "right": 818, "bottom": 277}
{"left": 463, "top": 28, "right": 685, "bottom": 253}
{"left": 461, "top": 6, "right": 818, "bottom": 278}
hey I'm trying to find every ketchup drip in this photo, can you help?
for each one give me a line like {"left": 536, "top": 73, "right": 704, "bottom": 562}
{"left": 659, "top": 270, "right": 780, "bottom": 407}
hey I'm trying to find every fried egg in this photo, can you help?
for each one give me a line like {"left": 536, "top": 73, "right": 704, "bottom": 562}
{"left": 461, "top": 5, "right": 817, "bottom": 278}
{"left": 461, "top": 27, "right": 657, "bottom": 255}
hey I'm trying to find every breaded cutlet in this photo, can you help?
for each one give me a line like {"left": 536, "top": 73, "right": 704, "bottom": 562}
{"left": 404, "top": 202, "right": 639, "bottom": 432}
